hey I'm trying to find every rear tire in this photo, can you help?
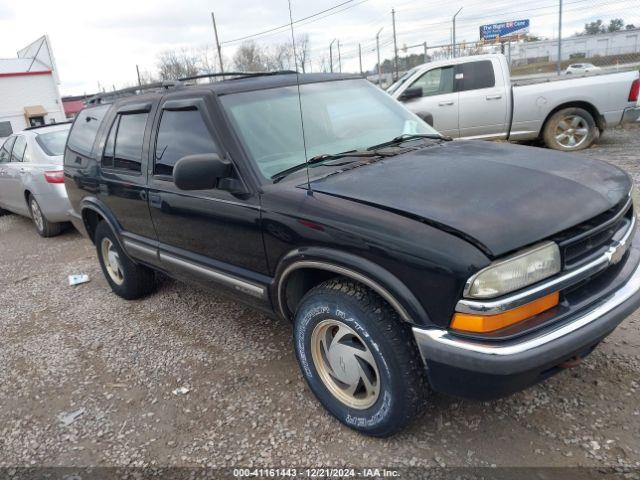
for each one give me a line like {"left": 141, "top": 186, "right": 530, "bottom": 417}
{"left": 29, "top": 194, "right": 65, "bottom": 237}
{"left": 542, "top": 107, "right": 598, "bottom": 151}
{"left": 293, "top": 278, "right": 428, "bottom": 437}
{"left": 94, "top": 221, "right": 156, "bottom": 300}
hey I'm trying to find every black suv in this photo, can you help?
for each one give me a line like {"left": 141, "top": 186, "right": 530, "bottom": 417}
{"left": 64, "top": 73, "right": 640, "bottom": 436}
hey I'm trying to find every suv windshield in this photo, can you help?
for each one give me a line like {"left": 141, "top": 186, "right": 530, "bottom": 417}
{"left": 220, "top": 79, "right": 438, "bottom": 179}
{"left": 36, "top": 128, "right": 70, "bottom": 156}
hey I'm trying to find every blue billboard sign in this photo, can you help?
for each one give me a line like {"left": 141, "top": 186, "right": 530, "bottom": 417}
{"left": 480, "top": 19, "right": 530, "bottom": 40}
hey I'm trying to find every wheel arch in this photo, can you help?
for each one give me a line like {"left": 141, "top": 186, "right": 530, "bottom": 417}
{"left": 79, "top": 197, "right": 122, "bottom": 245}
{"left": 540, "top": 100, "right": 605, "bottom": 136}
{"left": 273, "top": 247, "right": 430, "bottom": 326}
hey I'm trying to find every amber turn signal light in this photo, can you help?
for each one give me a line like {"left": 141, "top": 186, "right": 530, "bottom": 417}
{"left": 451, "top": 292, "right": 560, "bottom": 333}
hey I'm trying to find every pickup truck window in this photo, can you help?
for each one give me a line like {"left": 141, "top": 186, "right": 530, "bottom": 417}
{"left": 410, "top": 67, "right": 454, "bottom": 97}
{"left": 102, "top": 113, "right": 148, "bottom": 173}
{"left": 154, "top": 109, "right": 219, "bottom": 177}
{"left": 456, "top": 60, "right": 495, "bottom": 91}
{"left": 221, "top": 79, "right": 436, "bottom": 179}
{"left": 67, "top": 105, "right": 110, "bottom": 156}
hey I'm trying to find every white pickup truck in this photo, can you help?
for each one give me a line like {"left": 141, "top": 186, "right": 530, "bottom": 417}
{"left": 388, "top": 54, "right": 640, "bottom": 151}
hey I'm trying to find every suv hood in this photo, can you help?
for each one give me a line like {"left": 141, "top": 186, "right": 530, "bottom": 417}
{"left": 310, "top": 140, "right": 631, "bottom": 257}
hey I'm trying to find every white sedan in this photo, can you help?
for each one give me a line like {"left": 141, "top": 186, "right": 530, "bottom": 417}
{"left": 565, "top": 63, "right": 601, "bottom": 75}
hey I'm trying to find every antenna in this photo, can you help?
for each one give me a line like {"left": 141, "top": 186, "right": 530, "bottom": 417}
{"left": 287, "top": 0, "right": 312, "bottom": 193}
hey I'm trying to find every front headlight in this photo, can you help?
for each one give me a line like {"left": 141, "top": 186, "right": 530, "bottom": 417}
{"left": 466, "top": 242, "right": 561, "bottom": 299}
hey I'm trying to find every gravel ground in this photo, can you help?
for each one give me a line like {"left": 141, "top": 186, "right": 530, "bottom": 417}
{"left": 1, "top": 125, "right": 639, "bottom": 471}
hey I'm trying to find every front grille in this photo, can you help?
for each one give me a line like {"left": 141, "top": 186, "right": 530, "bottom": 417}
{"left": 558, "top": 199, "right": 633, "bottom": 270}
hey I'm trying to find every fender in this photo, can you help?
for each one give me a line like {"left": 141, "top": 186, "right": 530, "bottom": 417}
{"left": 79, "top": 197, "right": 129, "bottom": 253}
{"left": 273, "top": 247, "right": 431, "bottom": 326}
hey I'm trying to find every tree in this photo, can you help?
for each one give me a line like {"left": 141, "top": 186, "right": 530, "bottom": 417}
{"left": 608, "top": 18, "right": 624, "bottom": 32}
{"left": 583, "top": 19, "right": 605, "bottom": 35}
{"left": 156, "top": 49, "right": 200, "bottom": 80}
{"left": 233, "top": 41, "right": 267, "bottom": 72}
{"left": 294, "top": 34, "right": 310, "bottom": 73}
{"left": 626, "top": 24, "right": 636, "bottom": 30}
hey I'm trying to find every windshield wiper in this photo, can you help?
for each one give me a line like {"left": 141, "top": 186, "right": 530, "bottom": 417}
{"left": 367, "top": 133, "right": 451, "bottom": 151}
{"left": 271, "top": 150, "right": 380, "bottom": 183}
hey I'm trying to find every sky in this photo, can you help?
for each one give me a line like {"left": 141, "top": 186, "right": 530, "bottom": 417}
{"left": 0, "top": 0, "right": 636, "bottom": 96}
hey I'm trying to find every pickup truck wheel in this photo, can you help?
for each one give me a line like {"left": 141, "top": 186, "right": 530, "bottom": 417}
{"left": 94, "top": 221, "right": 156, "bottom": 300}
{"left": 29, "top": 195, "right": 65, "bottom": 237}
{"left": 293, "top": 278, "right": 428, "bottom": 437}
{"left": 543, "top": 107, "right": 598, "bottom": 151}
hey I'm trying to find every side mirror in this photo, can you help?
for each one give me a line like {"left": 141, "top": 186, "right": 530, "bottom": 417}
{"left": 399, "top": 87, "right": 422, "bottom": 101}
{"left": 173, "top": 153, "right": 232, "bottom": 191}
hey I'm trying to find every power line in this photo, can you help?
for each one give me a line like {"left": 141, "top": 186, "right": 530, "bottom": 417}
{"left": 221, "top": 0, "right": 370, "bottom": 45}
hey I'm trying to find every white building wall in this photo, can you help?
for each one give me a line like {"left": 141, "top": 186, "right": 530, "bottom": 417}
{"left": 0, "top": 73, "right": 65, "bottom": 137}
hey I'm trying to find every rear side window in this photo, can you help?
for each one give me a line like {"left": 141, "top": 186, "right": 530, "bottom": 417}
{"left": 102, "top": 113, "right": 148, "bottom": 173}
{"left": 67, "top": 105, "right": 109, "bottom": 156}
{"left": 0, "top": 136, "right": 16, "bottom": 163}
{"left": 11, "top": 136, "right": 27, "bottom": 162}
{"left": 154, "top": 109, "right": 219, "bottom": 177}
{"left": 456, "top": 60, "right": 495, "bottom": 91}
{"left": 36, "top": 129, "right": 69, "bottom": 156}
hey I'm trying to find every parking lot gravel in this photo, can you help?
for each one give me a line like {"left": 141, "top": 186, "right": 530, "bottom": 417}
{"left": 1, "top": 124, "right": 639, "bottom": 471}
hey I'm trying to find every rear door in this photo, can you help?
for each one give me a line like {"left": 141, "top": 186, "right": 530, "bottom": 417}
{"left": 456, "top": 59, "right": 508, "bottom": 139}
{"left": 399, "top": 66, "right": 459, "bottom": 137}
{"left": 0, "top": 136, "right": 16, "bottom": 209}
{"left": 98, "top": 101, "right": 158, "bottom": 242}
{"left": 3, "top": 135, "right": 29, "bottom": 214}
{"left": 147, "top": 93, "right": 269, "bottom": 305}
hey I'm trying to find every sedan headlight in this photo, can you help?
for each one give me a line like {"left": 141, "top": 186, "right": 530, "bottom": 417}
{"left": 466, "top": 242, "right": 561, "bottom": 299}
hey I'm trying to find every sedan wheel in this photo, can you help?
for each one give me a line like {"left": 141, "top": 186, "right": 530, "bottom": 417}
{"left": 30, "top": 197, "right": 44, "bottom": 232}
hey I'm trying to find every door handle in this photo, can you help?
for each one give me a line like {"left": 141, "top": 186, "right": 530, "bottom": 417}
{"left": 438, "top": 101, "right": 454, "bottom": 106}
{"left": 486, "top": 94, "right": 502, "bottom": 100}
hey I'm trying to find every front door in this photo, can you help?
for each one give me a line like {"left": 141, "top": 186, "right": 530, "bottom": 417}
{"left": 147, "top": 94, "right": 269, "bottom": 304}
{"left": 399, "top": 66, "right": 459, "bottom": 137}
{"left": 0, "top": 136, "right": 16, "bottom": 210}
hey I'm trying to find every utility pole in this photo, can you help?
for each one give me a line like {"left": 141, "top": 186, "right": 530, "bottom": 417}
{"left": 329, "top": 39, "right": 336, "bottom": 72}
{"left": 358, "top": 44, "right": 363, "bottom": 76}
{"left": 392, "top": 9, "right": 399, "bottom": 81}
{"left": 136, "top": 64, "right": 142, "bottom": 86}
{"left": 452, "top": 7, "right": 463, "bottom": 58}
{"left": 423, "top": 41, "right": 428, "bottom": 63}
{"left": 337, "top": 40, "right": 342, "bottom": 72}
{"left": 556, "top": 0, "right": 563, "bottom": 75}
{"left": 376, "top": 27, "right": 384, "bottom": 87}
{"left": 211, "top": 12, "right": 225, "bottom": 78}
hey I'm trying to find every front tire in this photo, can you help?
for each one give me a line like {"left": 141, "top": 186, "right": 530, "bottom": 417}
{"left": 29, "top": 195, "right": 64, "bottom": 237}
{"left": 293, "top": 278, "right": 428, "bottom": 437}
{"left": 542, "top": 107, "right": 598, "bottom": 151}
{"left": 94, "top": 221, "right": 156, "bottom": 300}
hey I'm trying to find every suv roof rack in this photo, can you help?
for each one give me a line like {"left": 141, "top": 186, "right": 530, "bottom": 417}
{"left": 178, "top": 70, "right": 298, "bottom": 82}
{"left": 23, "top": 121, "right": 73, "bottom": 131}
{"left": 85, "top": 81, "right": 179, "bottom": 106}
{"left": 84, "top": 71, "right": 298, "bottom": 107}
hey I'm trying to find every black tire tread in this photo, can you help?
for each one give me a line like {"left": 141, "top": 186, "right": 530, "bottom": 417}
{"left": 95, "top": 221, "right": 156, "bottom": 300}
{"left": 299, "top": 277, "right": 428, "bottom": 436}
{"left": 542, "top": 107, "right": 598, "bottom": 152}
{"left": 29, "top": 194, "right": 65, "bottom": 237}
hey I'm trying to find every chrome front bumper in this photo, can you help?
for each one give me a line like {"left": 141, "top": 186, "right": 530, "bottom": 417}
{"left": 412, "top": 231, "right": 640, "bottom": 376}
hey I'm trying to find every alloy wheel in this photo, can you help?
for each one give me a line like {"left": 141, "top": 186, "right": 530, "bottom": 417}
{"left": 101, "top": 238, "right": 125, "bottom": 285}
{"left": 310, "top": 319, "right": 380, "bottom": 409}
{"left": 555, "top": 115, "right": 589, "bottom": 149}
{"left": 30, "top": 198, "right": 44, "bottom": 232}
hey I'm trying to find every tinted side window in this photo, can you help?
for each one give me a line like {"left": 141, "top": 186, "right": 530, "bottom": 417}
{"left": 410, "top": 67, "right": 454, "bottom": 97}
{"left": 457, "top": 61, "right": 495, "bottom": 91}
{"left": 102, "top": 117, "right": 119, "bottom": 168}
{"left": 11, "top": 136, "right": 27, "bottom": 162}
{"left": 67, "top": 105, "right": 110, "bottom": 156}
{"left": 113, "top": 113, "right": 148, "bottom": 173}
{"left": 0, "top": 136, "right": 16, "bottom": 163}
{"left": 154, "top": 109, "right": 219, "bottom": 177}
